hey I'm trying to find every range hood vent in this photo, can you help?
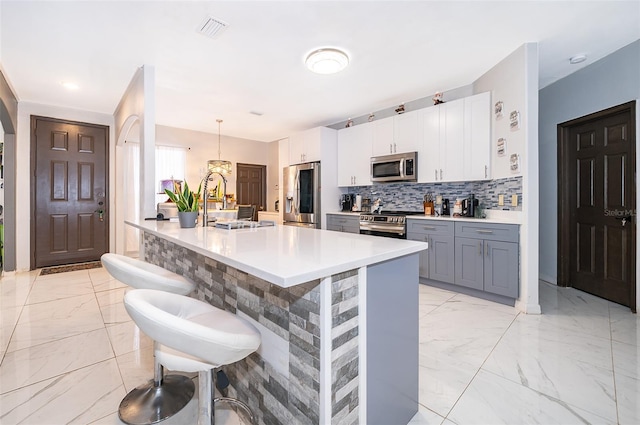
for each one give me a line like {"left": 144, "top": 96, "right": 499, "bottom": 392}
{"left": 198, "top": 16, "right": 228, "bottom": 39}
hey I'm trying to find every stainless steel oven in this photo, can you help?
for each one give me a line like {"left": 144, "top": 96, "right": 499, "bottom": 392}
{"left": 359, "top": 211, "right": 425, "bottom": 238}
{"left": 360, "top": 212, "right": 407, "bottom": 238}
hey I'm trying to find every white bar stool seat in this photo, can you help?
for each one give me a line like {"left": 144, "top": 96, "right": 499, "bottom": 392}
{"left": 124, "top": 289, "right": 262, "bottom": 425}
{"left": 100, "top": 253, "right": 195, "bottom": 295}
{"left": 100, "top": 253, "right": 197, "bottom": 424}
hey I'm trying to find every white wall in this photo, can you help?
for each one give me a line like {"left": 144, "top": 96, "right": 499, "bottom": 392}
{"left": 538, "top": 40, "right": 640, "bottom": 286}
{"left": 113, "top": 66, "right": 155, "bottom": 257}
{"left": 155, "top": 125, "right": 275, "bottom": 208}
{"left": 474, "top": 55, "right": 527, "bottom": 180}
{"left": 474, "top": 43, "right": 540, "bottom": 314}
{"left": 15, "top": 102, "right": 115, "bottom": 271}
{"left": 266, "top": 141, "right": 279, "bottom": 212}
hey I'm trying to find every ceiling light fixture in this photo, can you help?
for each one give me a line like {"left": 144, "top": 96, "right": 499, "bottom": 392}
{"left": 207, "top": 119, "right": 232, "bottom": 175}
{"left": 61, "top": 81, "right": 79, "bottom": 90}
{"left": 569, "top": 54, "right": 587, "bottom": 65}
{"left": 305, "top": 48, "right": 349, "bottom": 74}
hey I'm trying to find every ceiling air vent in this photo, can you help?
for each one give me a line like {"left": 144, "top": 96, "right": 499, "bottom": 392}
{"left": 197, "top": 16, "right": 228, "bottom": 39}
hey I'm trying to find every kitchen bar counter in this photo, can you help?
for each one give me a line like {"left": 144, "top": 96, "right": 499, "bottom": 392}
{"left": 126, "top": 219, "right": 425, "bottom": 425}
{"left": 127, "top": 219, "right": 425, "bottom": 287}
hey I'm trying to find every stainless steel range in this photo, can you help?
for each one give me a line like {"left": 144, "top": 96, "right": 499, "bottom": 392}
{"left": 359, "top": 211, "right": 424, "bottom": 239}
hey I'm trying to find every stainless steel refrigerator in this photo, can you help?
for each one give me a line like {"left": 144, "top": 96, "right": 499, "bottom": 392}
{"left": 283, "top": 162, "right": 321, "bottom": 228}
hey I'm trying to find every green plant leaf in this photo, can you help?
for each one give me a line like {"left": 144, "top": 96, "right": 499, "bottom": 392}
{"left": 164, "top": 180, "right": 201, "bottom": 212}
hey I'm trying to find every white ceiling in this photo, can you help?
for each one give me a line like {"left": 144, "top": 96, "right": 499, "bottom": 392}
{"left": 1, "top": 1, "right": 639, "bottom": 142}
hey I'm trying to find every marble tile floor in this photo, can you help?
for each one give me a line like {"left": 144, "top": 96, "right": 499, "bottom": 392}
{"left": 0, "top": 269, "right": 638, "bottom": 424}
{"left": 0, "top": 268, "right": 242, "bottom": 425}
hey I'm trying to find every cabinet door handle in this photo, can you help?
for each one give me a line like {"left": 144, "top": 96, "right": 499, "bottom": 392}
{"left": 486, "top": 242, "right": 490, "bottom": 257}
{"left": 440, "top": 169, "right": 443, "bottom": 180}
{"left": 478, "top": 241, "right": 482, "bottom": 256}
{"left": 423, "top": 226, "right": 436, "bottom": 230}
{"left": 476, "top": 230, "right": 494, "bottom": 234}
{"left": 390, "top": 143, "right": 393, "bottom": 154}
{"left": 353, "top": 176, "right": 356, "bottom": 185}
{"left": 394, "top": 143, "right": 397, "bottom": 153}
{"left": 485, "top": 165, "right": 488, "bottom": 178}
{"left": 435, "top": 169, "right": 438, "bottom": 180}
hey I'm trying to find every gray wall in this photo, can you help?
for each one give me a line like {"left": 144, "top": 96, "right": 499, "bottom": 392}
{"left": 538, "top": 39, "right": 640, "bottom": 283}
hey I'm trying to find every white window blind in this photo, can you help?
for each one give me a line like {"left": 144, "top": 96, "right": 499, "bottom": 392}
{"left": 124, "top": 144, "right": 186, "bottom": 255}
{"left": 156, "top": 145, "right": 186, "bottom": 191}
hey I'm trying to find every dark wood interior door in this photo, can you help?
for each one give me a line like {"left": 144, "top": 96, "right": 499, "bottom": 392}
{"left": 32, "top": 116, "right": 109, "bottom": 268}
{"left": 560, "top": 103, "right": 635, "bottom": 309}
{"left": 236, "top": 163, "right": 266, "bottom": 220}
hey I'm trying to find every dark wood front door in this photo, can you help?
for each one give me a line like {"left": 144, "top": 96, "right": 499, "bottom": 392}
{"left": 31, "top": 116, "right": 109, "bottom": 268}
{"left": 236, "top": 163, "right": 266, "bottom": 220}
{"left": 558, "top": 102, "right": 636, "bottom": 310}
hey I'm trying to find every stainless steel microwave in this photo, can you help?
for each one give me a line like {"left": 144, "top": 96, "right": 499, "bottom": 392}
{"left": 371, "top": 152, "right": 417, "bottom": 182}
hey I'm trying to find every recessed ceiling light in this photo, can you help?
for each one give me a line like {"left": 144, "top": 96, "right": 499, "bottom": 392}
{"left": 305, "top": 48, "right": 349, "bottom": 74}
{"left": 569, "top": 54, "right": 587, "bottom": 65}
{"left": 61, "top": 81, "right": 79, "bottom": 90}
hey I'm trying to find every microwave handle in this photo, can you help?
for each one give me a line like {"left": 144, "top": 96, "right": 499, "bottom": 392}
{"left": 399, "top": 158, "right": 405, "bottom": 178}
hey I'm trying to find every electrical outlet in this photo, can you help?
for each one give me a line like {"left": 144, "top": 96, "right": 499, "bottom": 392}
{"left": 436, "top": 195, "right": 442, "bottom": 204}
{"left": 511, "top": 194, "right": 518, "bottom": 207}
{"left": 498, "top": 194, "right": 504, "bottom": 206}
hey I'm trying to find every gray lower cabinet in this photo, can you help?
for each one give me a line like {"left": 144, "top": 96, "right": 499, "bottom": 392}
{"left": 407, "top": 219, "right": 454, "bottom": 284}
{"left": 454, "top": 237, "right": 484, "bottom": 290}
{"left": 454, "top": 222, "right": 519, "bottom": 298}
{"left": 326, "top": 214, "right": 360, "bottom": 234}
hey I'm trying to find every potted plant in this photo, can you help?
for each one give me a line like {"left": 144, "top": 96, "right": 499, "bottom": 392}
{"left": 164, "top": 181, "right": 202, "bottom": 228}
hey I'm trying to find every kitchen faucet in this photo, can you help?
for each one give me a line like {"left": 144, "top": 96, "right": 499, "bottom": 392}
{"left": 202, "top": 170, "right": 227, "bottom": 227}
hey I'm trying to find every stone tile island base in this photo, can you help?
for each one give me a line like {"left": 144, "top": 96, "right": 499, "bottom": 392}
{"left": 142, "top": 231, "right": 418, "bottom": 425}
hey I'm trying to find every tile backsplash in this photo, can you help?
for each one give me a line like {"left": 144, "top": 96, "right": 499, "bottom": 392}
{"left": 347, "top": 176, "right": 522, "bottom": 212}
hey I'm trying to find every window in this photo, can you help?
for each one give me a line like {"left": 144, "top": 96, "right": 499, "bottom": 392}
{"left": 156, "top": 145, "right": 186, "bottom": 191}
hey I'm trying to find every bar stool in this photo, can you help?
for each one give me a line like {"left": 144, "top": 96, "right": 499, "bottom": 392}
{"left": 100, "top": 253, "right": 197, "bottom": 424}
{"left": 124, "top": 289, "right": 262, "bottom": 425}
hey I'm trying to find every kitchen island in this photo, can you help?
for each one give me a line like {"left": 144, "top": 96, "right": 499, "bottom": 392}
{"left": 127, "top": 219, "right": 427, "bottom": 425}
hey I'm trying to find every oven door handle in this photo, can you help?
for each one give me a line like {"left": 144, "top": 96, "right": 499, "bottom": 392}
{"left": 360, "top": 224, "right": 406, "bottom": 234}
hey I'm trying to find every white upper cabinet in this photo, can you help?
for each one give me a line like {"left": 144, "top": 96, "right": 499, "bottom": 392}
{"left": 440, "top": 98, "right": 465, "bottom": 182}
{"left": 417, "top": 93, "right": 490, "bottom": 183}
{"left": 394, "top": 110, "right": 419, "bottom": 154}
{"left": 289, "top": 127, "right": 324, "bottom": 165}
{"left": 338, "top": 123, "right": 372, "bottom": 187}
{"left": 418, "top": 105, "right": 441, "bottom": 183}
{"left": 463, "top": 92, "right": 491, "bottom": 181}
{"left": 417, "top": 98, "right": 464, "bottom": 183}
{"left": 371, "top": 116, "right": 395, "bottom": 156}
{"left": 371, "top": 110, "right": 419, "bottom": 156}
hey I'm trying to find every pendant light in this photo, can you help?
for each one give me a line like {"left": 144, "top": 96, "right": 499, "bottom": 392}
{"left": 207, "top": 119, "right": 232, "bottom": 175}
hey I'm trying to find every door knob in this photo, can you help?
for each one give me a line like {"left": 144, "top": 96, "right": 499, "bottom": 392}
{"left": 616, "top": 215, "right": 633, "bottom": 227}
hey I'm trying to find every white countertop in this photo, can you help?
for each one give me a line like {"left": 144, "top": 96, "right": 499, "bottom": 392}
{"left": 127, "top": 219, "right": 427, "bottom": 288}
{"left": 406, "top": 214, "right": 521, "bottom": 225}
{"left": 327, "top": 211, "right": 521, "bottom": 224}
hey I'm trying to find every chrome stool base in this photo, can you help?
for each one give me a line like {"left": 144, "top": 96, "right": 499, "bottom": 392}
{"left": 214, "top": 396, "right": 255, "bottom": 425}
{"left": 118, "top": 374, "right": 195, "bottom": 425}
